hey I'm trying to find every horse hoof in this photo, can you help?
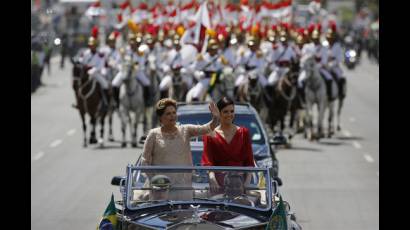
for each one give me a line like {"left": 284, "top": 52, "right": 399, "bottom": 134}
{"left": 89, "top": 138, "right": 97, "bottom": 144}
{"left": 121, "top": 142, "right": 126, "bottom": 148}
{"left": 337, "top": 126, "right": 341, "bottom": 132}
{"left": 131, "top": 143, "right": 137, "bottom": 148}
{"left": 83, "top": 143, "right": 87, "bottom": 148}
{"left": 108, "top": 136, "right": 115, "bottom": 142}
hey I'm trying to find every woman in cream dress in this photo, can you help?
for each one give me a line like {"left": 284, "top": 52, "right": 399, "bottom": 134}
{"left": 140, "top": 98, "right": 220, "bottom": 200}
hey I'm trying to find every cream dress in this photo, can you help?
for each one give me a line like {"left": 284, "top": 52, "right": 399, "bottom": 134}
{"left": 140, "top": 124, "right": 212, "bottom": 200}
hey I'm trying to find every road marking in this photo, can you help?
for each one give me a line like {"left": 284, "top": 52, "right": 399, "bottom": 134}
{"left": 349, "top": 117, "right": 356, "bottom": 123}
{"left": 364, "top": 154, "right": 375, "bottom": 163}
{"left": 343, "top": 130, "right": 352, "bottom": 137}
{"left": 49, "top": 139, "right": 62, "bottom": 148}
{"left": 67, "top": 129, "right": 76, "bottom": 136}
{"left": 353, "top": 141, "right": 362, "bottom": 149}
{"left": 33, "top": 151, "right": 45, "bottom": 161}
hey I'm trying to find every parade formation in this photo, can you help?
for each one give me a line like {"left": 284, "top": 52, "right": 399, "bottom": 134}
{"left": 31, "top": 0, "right": 379, "bottom": 230}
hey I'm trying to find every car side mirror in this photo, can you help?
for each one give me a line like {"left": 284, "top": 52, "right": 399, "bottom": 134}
{"left": 273, "top": 176, "right": 283, "bottom": 186}
{"left": 139, "top": 135, "right": 147, "bottom": 145}
{"left": 269, "top": 134, "right": 288, "bottom": 146}
{"left": 111, "top": 176, "right": 125, "bottom": 186}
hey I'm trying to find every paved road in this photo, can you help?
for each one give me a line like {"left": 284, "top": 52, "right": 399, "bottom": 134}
{"left": 31, "top": 56, "right": 378, "bottom": 230}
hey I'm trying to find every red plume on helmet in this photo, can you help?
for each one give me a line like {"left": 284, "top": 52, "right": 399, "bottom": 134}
{"left": 113, "top": 31, "right": 121, "bottom": 38}
{"left": 91, "top": 26, "right": 99, "bottom": 38}
{"left": 329, "top": 20, "right": 337, "bottom": 32}
{"left": 307, "top": 23, "right": 315, "bottom": 34}
{"left": 316, "top": 23, "right": 322, "bottom": 33}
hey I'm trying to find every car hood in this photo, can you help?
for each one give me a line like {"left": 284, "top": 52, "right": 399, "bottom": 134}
{"left": 130, "top": 207, "right": 267, "bottom": 229}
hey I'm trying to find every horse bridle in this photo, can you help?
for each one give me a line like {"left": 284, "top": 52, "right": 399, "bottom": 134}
{"left": 278, "top": 72, "right": 296, "bottom": 102}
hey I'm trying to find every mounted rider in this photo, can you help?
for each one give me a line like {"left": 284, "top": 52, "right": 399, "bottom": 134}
{"left": 311, "top": 27, "right": 334, "bottom": 100}
{"left": 74, "top": 31, "right": 110, "bottom": 110}
{"left": 236, "top": 35, "right": 266, "bottom": 93}
{"left": 326, "top": 24, "right": 346, "bottom": 99}
{"left": 100, "top": 31, "right": 122, "bottom": 106}
{"left": 190, "top": 38, "right": 225, "bottom": 101}
{"left": 266, "top": 30, "right": 297, "bottom": 92}
{"left": 111, "top": 33, "right": 138, "bottom": 108}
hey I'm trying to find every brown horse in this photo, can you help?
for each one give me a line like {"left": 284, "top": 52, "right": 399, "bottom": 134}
{"left": 72, "top": 57, "right": 107, "bottom": 147}
{"left": 266, "top": 62, "right": 299, "bottom": 137}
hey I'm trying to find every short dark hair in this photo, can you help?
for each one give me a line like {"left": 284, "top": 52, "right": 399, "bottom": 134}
{"left": 217, "top": 96, "right": 234, "bottom": 111}
{"left": 156, "top": 98, "right": 177, "bottom": 117}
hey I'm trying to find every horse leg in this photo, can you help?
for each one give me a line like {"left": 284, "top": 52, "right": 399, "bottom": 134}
{"left": 317, "top": 100, "right": 326, "bottom": 140}
{"left": 108, "top": 110, "right": 114, "bottom": 141}
{"left": 120, "top": 111, "right": 127, "bottom": 148}
{"left": 131, "top": 112, "right": 138, "bottom": 148}
{"left": 304, "top": 99, "right": 314, "bottom": 141}
{"left": 80, "top": 112, "right": 87, "bottom": 147}
{"left": 89, "top": 116, "right": 97, "bottom": 144}
{"left": 327, "top": 101, "right": 335, "bottom": 138}
{"left": 337, "top": 98, "right": 344, "bottom": 131}
{"left": 98, "top": 114, "right": 105, "bottom": 147}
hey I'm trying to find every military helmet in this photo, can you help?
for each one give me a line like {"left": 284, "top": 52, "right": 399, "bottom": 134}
{"left": 151, "top": 175, "right": 171, "bottom": 190}
{"left": 107, "top": 32, "right": 116, "bottom": 42}
{"left": 267, "top": 29, "right": 276, "bottom": 43}
{"left": 247, "top": 35, "right": 259, "bottom": 47}
{"left": 279, "top": 30, "right": 288, "bottom": 42}
{"left": 296, "top": 34, "right": 305, "bottom": 45}
{"left": 145, "top": 34, "right": 154, "bottom": 45}
{"left": 311, "top": 29, "right": 320, "bottom": 40}
{"left": 208, "top": 38, "right": 219, "bottom": 50}
{"left": 173, "top": 34, "right": 181, "bottom": 46}
{"left": 88, "top": 36, "right": 98, "bottom": 46}
{"left": 325, "top": 28, "right": 336, "bottom": 40}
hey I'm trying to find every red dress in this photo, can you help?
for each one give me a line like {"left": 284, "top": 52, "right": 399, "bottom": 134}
{"left": 201, "top": 127, "right": 255, "bottom": 185}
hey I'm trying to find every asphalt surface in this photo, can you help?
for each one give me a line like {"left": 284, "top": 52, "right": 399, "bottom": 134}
{"left": 31, "top": 55, "right": 378, "bottom": 230}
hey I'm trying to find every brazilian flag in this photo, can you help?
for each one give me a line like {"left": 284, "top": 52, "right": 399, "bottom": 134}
{"left": 207, "top": 72, "right": 220, "bottom": 95}
{"left": 97, "top": 194, "right": 118, "bottom": 230}
{"left": 266, "top": 195, "right": 288, "bottom": 230}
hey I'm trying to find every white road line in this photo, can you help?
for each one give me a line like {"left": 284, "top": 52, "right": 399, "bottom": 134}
{"left": 353, "top": 141, "right": 362, "bottom": 149}
{"left": 364, "top": 154, "right": 375, "bottom": 163}
{"left": 49, "top": 139, "right": 62, "bottom": 148}
{"left": 349, "top": 117, "right": 356, "bottom": 123}
{"left": 343, "top": 130, "right": 352, "bottom": 137}
{"left": 33, "top": 151, "right": 45, "bottom": 161}
{"left": 67, "top": 129, "right": 76, "bottom": 136}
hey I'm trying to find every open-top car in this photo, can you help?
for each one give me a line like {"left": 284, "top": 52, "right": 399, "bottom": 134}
{"left": 111, "top": 165, "right": 301, "bottom": 230}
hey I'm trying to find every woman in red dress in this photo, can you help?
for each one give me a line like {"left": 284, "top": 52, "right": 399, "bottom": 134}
{"left": 201, "top": 97, "right": 255, "bottom": 193}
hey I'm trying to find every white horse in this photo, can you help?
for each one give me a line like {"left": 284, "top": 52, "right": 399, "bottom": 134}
{"left": 118, "top": 59, "right": 144, "bottom": 148}
{"left": 303, "top": 56, "right": 327, "bottom": 141}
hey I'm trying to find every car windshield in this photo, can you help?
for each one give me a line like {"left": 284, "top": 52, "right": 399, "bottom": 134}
{"left": 177, "top": 113, "right": 265, "bottom": 145}
{"left": 126, "top": 166, "right": 272, "bottom": 211}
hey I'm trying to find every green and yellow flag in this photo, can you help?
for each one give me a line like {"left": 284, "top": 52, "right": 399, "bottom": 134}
{"left": 266, "top": 195, "right": 288, "bottom": 230}
{"left": 97, "top": 194, "right": 118, "bottom": 230}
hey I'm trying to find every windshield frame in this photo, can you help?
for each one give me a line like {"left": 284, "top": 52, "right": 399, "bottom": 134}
{"left": 177, "top": 113, "right": 267, "bottom": 145}
{"left": 125, "top": 165, "right": 273, "bottom": 212}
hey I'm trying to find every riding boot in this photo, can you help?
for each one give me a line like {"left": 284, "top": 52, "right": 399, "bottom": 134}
{"left": 160, "top": 90, "right": 167, "bottom": 99}
{"left": 113, "top": 86, "right": 120, "bottom": 109}
{"left": 325, "top": 79, "right": 333, "bottom": 101}
{"left": 143, "top": 86, "right": 150, "bottom": 104}
{"left": 298, "top": 87, "right": 305, "bottom": 103}
{"left": 101, "top": 89, "right": 110, "bottom": 113}
{"left": 337, "top": 78, "right": 346, "bottom": 99}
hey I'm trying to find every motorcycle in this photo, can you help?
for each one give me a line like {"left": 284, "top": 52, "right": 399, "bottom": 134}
{"left": 343, "top": 35, "right": 358, "bottom": 70}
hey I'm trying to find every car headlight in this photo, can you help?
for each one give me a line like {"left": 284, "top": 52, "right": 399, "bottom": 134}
{"left": 348, "top": 50, "right": 356, "bottom": 57}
